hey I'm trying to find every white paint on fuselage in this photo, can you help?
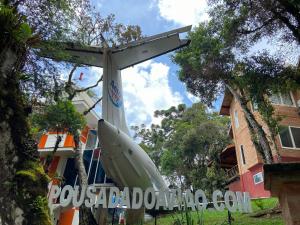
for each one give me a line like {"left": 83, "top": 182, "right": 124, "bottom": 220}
{"left": 98, "top": 120, "right": 167, "bottom": 191}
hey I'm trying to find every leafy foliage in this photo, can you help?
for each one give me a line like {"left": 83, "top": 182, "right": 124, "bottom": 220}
{"left": 209, "top": 0, "right": 300, "bottom": 46}
{"left": 31, "top": 100, "right": 86, "bottom": 135}
{"left": 133, "top": 103, "right": 230, "bottom": 190}
{"left": 0, "top": 4, "right": 32, "bottom": 44}
{"left": 173, "top": 2, "right": 300, "bottom": 163}
{"left": 173, "top": 22, "right": 234, "bottom": 106}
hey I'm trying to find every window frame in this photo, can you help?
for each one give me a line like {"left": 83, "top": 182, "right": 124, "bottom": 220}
{"left": 234, "top": 110, "right": 239, "bottom": 129}
{"left": 253, "top": 172, "right": 264, "bottom": 185}
{"left": 251, "top": 101, "right": 258, "bottom": 112}
{"left": 270, "top": 91, "right": 296, "bottom": 107}
{"left": 85, "top": 129, "right": 98, "bottom": 150}
{"left": 278, "top": 125, "right": 300, "bottom": 150}
{"left": 240, "top": 145, "right": 246, "bottom": 165}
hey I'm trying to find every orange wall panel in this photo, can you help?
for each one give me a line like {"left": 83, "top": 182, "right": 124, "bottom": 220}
{"left": 80, "top": 126, "right": 90, "bottom": 144}
{"left": 58, "top": 208, "right": 75, "bottom": 225}
{"left": 48, "top": 156, "right": 60, "bottom": 178}
{"left": 64, "top": 134, "right": 75, "bottom": 148}
{"left": 38, "top": 134, "right": 48, "bottom": 149}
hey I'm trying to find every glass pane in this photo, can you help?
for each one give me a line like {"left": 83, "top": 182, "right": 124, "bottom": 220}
{"left": 279, "top": 127, "right": 293, "bottom": 148}
{"left": 281, "top": 93, "right": 293, "bottom": 106}
{"left": 95, "top": 161, "right": 106, "bottom": 184}
{"left": 88, "top": 160, "right": 97, "bottom": 184}
{"left": 83, "top": 150, "right": 92, "bottom": 173}
{"left": 85, "top": 130, "right": 97, "bottom": 150}
{"left": 240, "top": 145, "right": 246, "bottom": 164}
{"left": 106, "top": 177, "right": 114, "bottom": 183}
{"left": 253, "top": 173, "right": 263, "bottom": 184}
{"left": 270, "top": 93, "right": 281, "bottom": 104}
{"left": 252, "top": 102, "right": 258, "bottom": 111}
{"left": 234, "top": 111, "right": 239, "bottom": 128}
{"left": 63, "top": 158, "right": 77, "bottom": 187}
{"left": 291, "top": 127, "right": 300, "bottom": 148}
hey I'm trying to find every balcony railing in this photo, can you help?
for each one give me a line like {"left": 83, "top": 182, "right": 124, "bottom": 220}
{"left": 225, "top": 165, "right": 239, "bottom": 181}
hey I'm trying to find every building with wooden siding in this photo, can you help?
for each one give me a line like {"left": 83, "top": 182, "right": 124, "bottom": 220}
{"left": 219, "top": 89, "right": 300, "bottom": 198}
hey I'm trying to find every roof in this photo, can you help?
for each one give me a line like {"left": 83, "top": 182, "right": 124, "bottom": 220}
{"left": 220, "top": 144, "right": 237, "bottom": 168}
{"left": 207, "top": 144, "right": 237, "bottom": 168}
{"left": 72, "top": 91, "right": 100, "bottom": 129}
{"left": 219, "top": 89, "right": 233, "bottom": 116}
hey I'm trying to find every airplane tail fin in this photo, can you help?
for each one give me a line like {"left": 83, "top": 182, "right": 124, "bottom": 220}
{"left": 102, "top": 51, "right": 130, "bottom": 135}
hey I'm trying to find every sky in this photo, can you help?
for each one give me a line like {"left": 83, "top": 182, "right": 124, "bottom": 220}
{"left": 74, "top": 0, "right": 216, "bottom": 128}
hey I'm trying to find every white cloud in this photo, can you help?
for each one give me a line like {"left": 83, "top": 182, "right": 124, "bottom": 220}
{"left": 122, "top": 60, "right": 184, "bottom": 126}
{"left": 186, "top": 92, "right": 200, "bottom": 104}
{"left": 84, "top": 66, "right": 103, "bottom": 86}
{"left": 73, "top": 66, "right": 103, "bottom": 97}
{"left": 155, "top": 0, "right": 209, "bottom": 26}
{"left": 70, "top": 61, "right": 184, "bottom": 127}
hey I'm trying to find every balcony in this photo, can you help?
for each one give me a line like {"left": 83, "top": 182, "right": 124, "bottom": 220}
{"left": 219, "top": 144, "right": 240, "bottom": 184}
{"left": 38, "top": 133, "right": 76, "bottom": 157}
{"left": 225, "top": 165, "right": 239, "bottom": 182}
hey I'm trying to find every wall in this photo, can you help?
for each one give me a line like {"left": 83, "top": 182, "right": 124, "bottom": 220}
{"left": 228, "top": 90, "right": 300, "bottom": 198}
{"left": 229, "top": 98, "right": 261, "bottom": 175}
{"left": 228, "top": 164, "right": 270, "bottom": 198}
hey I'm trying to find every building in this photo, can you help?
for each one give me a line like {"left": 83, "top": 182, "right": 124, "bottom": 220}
{"left": 219, "top": 89, "right": 300, "bottom": 198}
{"left": 38, "top": 91, "right": 112, "bottom": 225}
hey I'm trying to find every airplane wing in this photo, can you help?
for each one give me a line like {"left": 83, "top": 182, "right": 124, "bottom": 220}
{"left": 111, "top": 25, "right": 192, "bottom": 70}
{"left": 39, "top": 25, "right": 191, "bottom": 69}
{"left": 39, "top": 42, "right": 104, "bottom": 67}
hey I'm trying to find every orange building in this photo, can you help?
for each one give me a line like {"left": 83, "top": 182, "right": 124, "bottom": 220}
{"left": 38, "top": 92, "right": 114, "bottom": 225}
{"left": 219, "top": 89, "right": 300, "bottom": 198}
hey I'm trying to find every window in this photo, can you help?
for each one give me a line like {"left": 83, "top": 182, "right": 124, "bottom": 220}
{"left": 234, "top": 110, "right": 239, "bottom": 128}
{"left": 270, "top": 92, "right": 294, "bottom": 106}
{"left": 252, "top": 101, "right": 258, "bottom": 111}
{"left": 83, "top": 149, "right": 106, "bottom": 184}
{"left": 240, "top": 145, "right": 246, "bottom": 165}
{"left": 279, "top": 126, "right": 300, "bottom": 149}
{"left": 253, "top": 172, "right": 264, "bottom": 184}
{"left": 62, "top": 148, "right": 107, "bottom": 187}
{"left": 85, "top": 130, "right": 97, "bottom": 150}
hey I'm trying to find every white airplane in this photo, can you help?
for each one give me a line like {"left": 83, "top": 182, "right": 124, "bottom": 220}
{"left": 43, "top": 25, "right": 191, "bottom": 223}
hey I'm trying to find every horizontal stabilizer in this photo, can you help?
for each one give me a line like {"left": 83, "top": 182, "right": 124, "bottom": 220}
{"left": 113, "top": 25, "right": 192, "bottom": 51}
{"left": 39, "top": 42, "right": 104, "bottom": 67}
{"left": 39, "top": 25, "right": 191, "bottom": 69}
{"left": 112, "top": 35, "right": 190, "bottom": 69}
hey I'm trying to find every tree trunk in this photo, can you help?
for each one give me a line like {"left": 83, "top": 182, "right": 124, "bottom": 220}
{"left": 0, "top": 45, "right": 51, "bottom": 224}
{"left": 225, "top": 84, "right": 273, "bottom": 164}
{"left": 73, "top": 134, "right": 98, "bottom": 225}
{"left": 45, "top": 134, "right": 62, "bottom": 173}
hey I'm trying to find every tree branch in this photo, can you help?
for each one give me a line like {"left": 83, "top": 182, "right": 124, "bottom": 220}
{"left": 238, "top": 17, "right": 276, "bottom": 35}
{"left": 83, "top": 97, "right": 102, "bottom": 115}
{"left": 67, "top": 65, "right": 78, "bottom": 85}
{"left": 52, "top": 74, "right": 60, "bottom": 102}
{"left": 276, "top": 0, "right": 300, "bottom": 25}
{"left": 75, "top": 75, "right": 103, "bottom": 93}
{"left": 271, "top": 8, "right": 300, "bottom": 43}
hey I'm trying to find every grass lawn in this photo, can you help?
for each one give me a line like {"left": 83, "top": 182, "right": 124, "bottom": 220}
{"left": 145, "top": 198, "right": 284, "bottom": 225}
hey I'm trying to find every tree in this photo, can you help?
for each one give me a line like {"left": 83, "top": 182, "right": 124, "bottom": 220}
{"left": 0, "top": 0, "right": 142, "bottom": 224}
{"left": 173, "top": 13, "right": 300, "bottom": 164}
{"left": 31, "top": 100, "right": 86, "bottom": 168}
{"left": 31, "top": 1, "right": 143, "bottom": 224}
{"left": 133, "top": 103, "right": 230, "bottom": 191}
{"left": 31, "top": 99, "right": 101, "bottom": 225}
{"left": 0, "top": 1, "right": 77, "bottom": 224}
{"left": 209, "top": 0, "right": 300, "bottom": 47}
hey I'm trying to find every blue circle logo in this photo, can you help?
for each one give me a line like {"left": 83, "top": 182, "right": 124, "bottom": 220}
{"left": 108, "top": 80, "right": 122, "bottom": 108}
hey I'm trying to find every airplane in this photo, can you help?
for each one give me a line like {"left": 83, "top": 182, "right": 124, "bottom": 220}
{"left": 42, "top": 25, "right": 191, "bottom": 223}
